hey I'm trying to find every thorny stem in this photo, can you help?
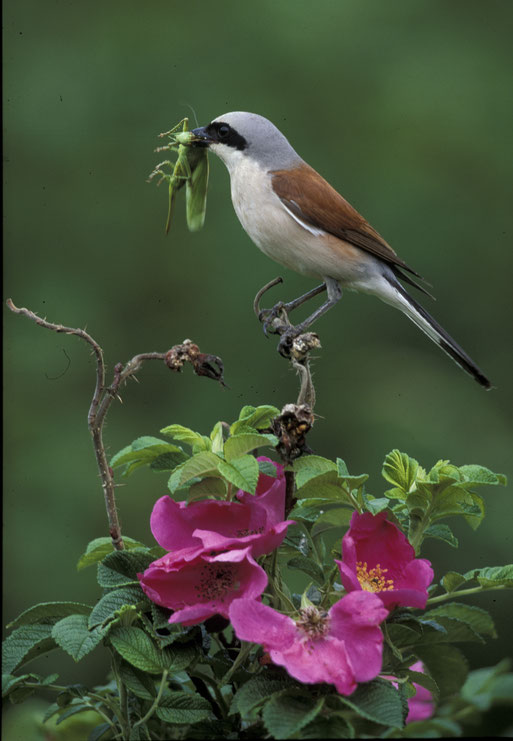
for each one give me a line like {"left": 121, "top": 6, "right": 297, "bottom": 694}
{"left": 7, "top": 299, "right": 224, "bottom": 552}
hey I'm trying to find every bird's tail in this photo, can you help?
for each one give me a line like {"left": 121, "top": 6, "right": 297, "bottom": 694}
{"left": 380, "top": 276, "right": 492, "bottom": 389}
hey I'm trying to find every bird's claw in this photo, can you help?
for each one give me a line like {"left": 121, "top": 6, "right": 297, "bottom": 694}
{"left": 258, "top": 302, "right": 286, "bottom": 337}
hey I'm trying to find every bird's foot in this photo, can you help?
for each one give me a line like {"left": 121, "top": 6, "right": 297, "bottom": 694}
{"left": 258, "top": 301, "right": 287, "bottom": 337}
{"left": 277, "top": 324, "right": 320, "bottom": 359}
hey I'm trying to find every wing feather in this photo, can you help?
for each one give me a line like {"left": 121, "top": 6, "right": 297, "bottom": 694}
{"left": 271, "top": 164, "right": 425, "bottom": 280}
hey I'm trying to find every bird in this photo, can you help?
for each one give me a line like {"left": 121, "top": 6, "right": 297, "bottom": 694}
{"left": 189, "top": 111, "right": 491, "bottom": 389}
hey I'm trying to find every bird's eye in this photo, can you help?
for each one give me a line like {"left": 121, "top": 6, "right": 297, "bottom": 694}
{"left": 217, "top": 124, "right": 230, "bottom": 139}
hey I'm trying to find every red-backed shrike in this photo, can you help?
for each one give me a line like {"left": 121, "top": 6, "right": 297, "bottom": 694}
{"left": 191, "top": 112, "right": 491, "bottom": 389}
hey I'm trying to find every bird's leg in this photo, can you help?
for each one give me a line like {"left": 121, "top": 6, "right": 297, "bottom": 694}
{"left": 277, "top": 278, "right": 342, "bottom": 358}
{"left": 258, "top": 282, "right": 327, "bottom": 337}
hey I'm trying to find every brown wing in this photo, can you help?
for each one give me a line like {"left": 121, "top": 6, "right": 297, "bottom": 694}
{"left": 271, "top": 163, "right": 424, "bottom": 279}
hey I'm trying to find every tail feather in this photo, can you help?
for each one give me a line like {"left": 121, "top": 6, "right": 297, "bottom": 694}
{"left": 382, "top": 276, "right": 492, "bottom": 389}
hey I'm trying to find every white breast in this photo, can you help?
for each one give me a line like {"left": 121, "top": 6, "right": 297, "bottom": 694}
{"left": 221, "top": 152, "right": 379, "bottom": 285}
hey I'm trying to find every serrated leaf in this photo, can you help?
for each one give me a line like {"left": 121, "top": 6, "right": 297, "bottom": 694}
{"left": 311, "top": 506, "right": 353, "bottom": 536}
{"left": 218, "top": 454, "right": 259, "bottom": 494}
{"left": 88, "top": 587, "right": 148, "bottom": 629}
{"left": 441, "top": 571, "right": 466, "bottom": 592}
{"left": 293, "top": 455, "right": 337, "bottom": 488}
{"left": 110, "top": 437, "right": 187, "bottom": 475}
{"left": 173, "top": 451, "right": 221, "bottom": 491}
{"left": 230, "top": 405, "right": 280, "bottom": 435}
{"left": 363, "top": 497, "right": 390, "bottom": 515}
{"left": 289, "top": 499, "right": 343, "bottom": 522}
{"left": 51, "top": 615, "right": 104, "bottom": 662}
{"left": 230, "top": 675, "right": 298, "bottom": 717}
{"left": 287, "top": 555, "right": 325, "bottom": 584}
{"left": 458, "top": 464, "right": 507, "bottom": 487}
{"left": 97, "top": 549, "right": 155, "bottom": 589}
{"left": 424, "top": 523, "right": 459, "bottom": 548}
{"left": 188, "top": 476, "right": 227, "bottom": 502}
{"left": 162, "top": 640, "right": 198, "bottom": 672}
{"left": 336, "top": 458, "right": 369, "bottom": 488}
{"left": 414, "top": 643, "right": 468, "bottom": 698}
{"left": 295, "top": 471, "right": 353, "bottom": 502}
{"left": 2, "top": 624, "right": 56, "bottom": 674}
{"left": 155, "top": 691, "right": 211, "bottom": 723}
{"left": 382, "top": 450, "right": 419, "bottom": 495}
{"left": 117, "top": 660, "right": 157, "bottom": 700}
{"left": 258, "top": 459, "right": 278, "bottom": 477}
{"left": 7, "top": 602, "right": 91, "bottom": 630}
{"left": 302, "top": 715, "right": 353, "bottom": 738}
{"left": 77, "top": 536, "right": 147, "bottom": 571}
{"left": 109, "top": 626, "right": 163, "bottom": 674}
{"left": 463, "top": 564, "right": 513, "bottom": 588}
{"left": 262, "top": 691, "right": 325, "bottom": 739}
{"left": 160, "top": 424, "right": 211, "bottom": 452}
{"left": 335, "top": 678, "right": 404, "bottom": 727}
{"left": 224, "top": 433, "right": 277, "bottom": 461}
{"left": 424, "top": 603, "right": 496, "bottom": 639}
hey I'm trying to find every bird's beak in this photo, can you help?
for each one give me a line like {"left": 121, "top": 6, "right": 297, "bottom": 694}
{"left": 190, "top": 126, "right": 214, "bottom": 147}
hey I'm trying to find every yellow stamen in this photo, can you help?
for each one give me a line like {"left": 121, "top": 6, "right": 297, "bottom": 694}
{"left": 356, "top": 561, "right": 394, "bottom": 593}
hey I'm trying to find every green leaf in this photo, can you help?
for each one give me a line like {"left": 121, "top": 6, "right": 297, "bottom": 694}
{"left": 2, "top": 624, "right": 57, "bottom": 674}
{"left": 188, "top": 476, "right": 227, "bottom": 501}
{"left": 311, "top": 506, "right": 353, "bottom": 536}
{"left": 160, "top": 424, "right": 211, "bottom": 452}
{"left": 218, "top": 454, "right": 259, "bottom": 494}
{"left": 286, "top": 555, "right": 325, "bottom": 584}
{"left": 258, "top": 459, "right": 278, "bottom": 477}
{"left": 382, "top": 450, "right": 419, "bottom": 495}
{"left": 295, "top": 471, "right": 353, "bottom": 502}
{"left": 461, "top": 659, "right": 513, "bottom": 710}
{"left": 117, "top": 660, "right": 157, "bottom": 700}
{"left": 363, "top": 497, "right": 390, "bottom": 515}
{"left": 302, "top": 715, "right": 353, "bottom": 738}
{"left": 230, "top": 404, "right": 280, "bottom": 435}
{"left": 414, "top": 644, "right": 468, "bottom": 698}
{"left": 424, "top": 523, "right": 459, "bottom": 548}
{"left": 224, "top": 432, "right": 277, "bottom": 461}
{"left": 458, "top": 464, "right": 507, "bottom": 487}
{"left": 293, "top": 455, "right": 337, "bottom": 488}
{"left": 110, "top": 436, "right": 187, "bottom": 477}
{"left": 77, "top": 536, "right": 147, "bottom": 571}
{"left": 51, "top": 615, "right": 104, "bottom": 662}
{"left": 88, "top": 586, "right": 148, "bottom": 629}
{"left": 262, "top": 691, "right": 325, "bottom": 739}
{"left": 109, "top": 626, "right": 164, "bottom": 674}
{"left": 230, "top": 675, "right": 298, "bottom": 718}
{"left": 96, "top": 549, "right": 155, "bottom": 589}
{"left": 463, "top": 564, "right": 513, "bottom": 588}
{"left": 335, "top": 677, "right": 404, "bottom": 727}
{"left": 424, "top": 602, "right": 496, "bottom": 639}
{"left": 155, "top": 690, "right": 211, "bottom": 723}
{"left": 6, "top": 602, "right": 91, "bottom": 630}
{"left": 162, "top": 641, "right": 198, "bottom": 672}
{"left": 209, "top": 421, "right": 224, "bottom": 455}
{"left": 171, "top": 451, "right": 221, "bottom": 492}
{"left": 336, "top": 458, "right": 369, "bottom": 488}
{"left": 441, "top": 571, "right": 466, "bottom": 592}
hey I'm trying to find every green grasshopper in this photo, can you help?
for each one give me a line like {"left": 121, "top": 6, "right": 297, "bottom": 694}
{"left": 148, "top": 117, "right": 209, "bottom": 234}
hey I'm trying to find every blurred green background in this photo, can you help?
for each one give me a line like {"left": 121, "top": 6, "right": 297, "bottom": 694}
{"left": 4, "top": 0, "right": 513, "bottom": 699}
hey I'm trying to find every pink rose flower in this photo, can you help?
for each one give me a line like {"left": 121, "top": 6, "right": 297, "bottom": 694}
{"left": 336, "top": 511, "right": 434, "bottom": 609}
{"left": 139, "top": 547, "right": 268, "bottom": 626}
{"left": 229, "top": 591, "right": 388, "bottom": 695}
{"left": 149, "top": 494, "right": 293, "bottom": 560}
